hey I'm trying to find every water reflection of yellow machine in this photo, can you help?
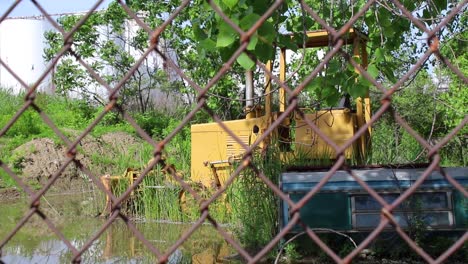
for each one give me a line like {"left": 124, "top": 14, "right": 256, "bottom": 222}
{"left": 101, "top": 222, "right": 232, "bottom": 263}
{"left": 189, "top": 240, "right": 231, "bottom": 264}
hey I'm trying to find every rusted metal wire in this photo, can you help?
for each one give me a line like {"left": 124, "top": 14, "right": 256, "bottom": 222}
{"left": 0, "top": 0, "right": 466, "bottom": 263}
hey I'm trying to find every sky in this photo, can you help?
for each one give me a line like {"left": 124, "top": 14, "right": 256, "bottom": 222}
{"left": 0, "top": 0, "right": 114, "bottom": 18}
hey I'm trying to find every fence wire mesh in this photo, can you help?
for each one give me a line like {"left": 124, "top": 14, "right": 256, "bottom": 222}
{"left": 0, "top": 0, "right": 467, "bottom": 263}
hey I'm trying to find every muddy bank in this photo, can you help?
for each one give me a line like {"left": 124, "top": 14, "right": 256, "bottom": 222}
{"left": 2, "top": 131, "right": 146, "bottom": 197}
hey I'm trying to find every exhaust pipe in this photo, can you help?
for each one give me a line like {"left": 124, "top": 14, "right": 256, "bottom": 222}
{"left": 245, "top": 70, "right": 254, "bottom": 118}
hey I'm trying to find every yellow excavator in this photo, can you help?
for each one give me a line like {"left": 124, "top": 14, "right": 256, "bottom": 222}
{"left": 190, "top": 28, "right": 371, "bottom": 190}
{"left": 101, "top": 28, "right": 371, "bottom": 213}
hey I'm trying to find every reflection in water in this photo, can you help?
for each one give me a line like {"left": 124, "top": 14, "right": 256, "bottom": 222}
{"left": 0, "top": 194, "right": 236, "bottom": 263}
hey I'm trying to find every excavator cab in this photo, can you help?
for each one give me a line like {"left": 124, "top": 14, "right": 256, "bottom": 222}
{"left": 190, "top": 29, "right": 371, "bottom": 189}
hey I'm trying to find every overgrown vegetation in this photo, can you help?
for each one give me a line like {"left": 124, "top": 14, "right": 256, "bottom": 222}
{"left": 0, "top": 89, "right": 193, "bottom": 190}
{"left": 228, "top": 147, "right": 282, "bottom": 252}
{"left": 1, "top": 39, "right": 466, "bottom": 260}
{"left": 1, "top": 1, "right": 466, "bottom": 262}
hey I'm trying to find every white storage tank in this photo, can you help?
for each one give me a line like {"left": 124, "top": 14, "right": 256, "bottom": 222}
{"left": 0, "top": 17, "right": 53, "bottom": 93}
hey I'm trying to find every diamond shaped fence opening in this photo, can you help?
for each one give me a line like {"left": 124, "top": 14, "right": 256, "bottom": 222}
{"left": 0, "top": 1, "right": 467, "bottom": 263}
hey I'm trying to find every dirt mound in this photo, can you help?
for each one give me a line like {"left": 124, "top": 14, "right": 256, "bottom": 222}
{"left": 9, "top": 132, "right": 146, "bottom": 193}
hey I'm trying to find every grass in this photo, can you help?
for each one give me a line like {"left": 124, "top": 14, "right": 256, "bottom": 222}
{"left": 135, "top": 166, "right": 185, "bottom": 222}
{"left": 227, "top": 146, "right": 282, "bottom": 252}
{"left": 106, "top": 165, "right": 187, "bottom": 222}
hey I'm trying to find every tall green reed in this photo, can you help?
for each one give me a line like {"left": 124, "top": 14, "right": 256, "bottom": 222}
{"left": 228, "top": 146, "right": 282, "bottom": 251}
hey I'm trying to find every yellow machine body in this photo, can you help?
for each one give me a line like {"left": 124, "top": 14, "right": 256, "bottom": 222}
{"left": 295, "top": 109, "right": 358, "bottom": 159}
{"left": 191, "top": 115, "right": 271, "bottom": 188}
{"left": 191, "top": 29, "right": 371, "bottom": 189}
{"left": 191, "top": 109, "right": 361, "bottom": 188}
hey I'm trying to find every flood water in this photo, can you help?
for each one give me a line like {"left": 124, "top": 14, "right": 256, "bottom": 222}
{"left": 0, "top": 193, "right": 237, "bottom": 263}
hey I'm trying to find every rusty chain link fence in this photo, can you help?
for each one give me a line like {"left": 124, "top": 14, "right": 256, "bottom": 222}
{"left": 0, "top": 0, "right": 467, "bottom": 263}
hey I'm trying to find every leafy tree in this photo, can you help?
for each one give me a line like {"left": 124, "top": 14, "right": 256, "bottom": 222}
{"left": 190, "top": 0, "right": 464, "bottom": 106}
{"left": 435, "top": 12, "right": 467, "bottom": 165}
{"left": 437, "top": 12, "right": 467, "bottom": 134}
{"left": 44, "top": 2, "right": 185, "bottom": 114}
{"left": 371, "top": 71, "right": 442, "bottom": 164}
{"left": 44, "top": 0, "right": 465, "bottom": 118}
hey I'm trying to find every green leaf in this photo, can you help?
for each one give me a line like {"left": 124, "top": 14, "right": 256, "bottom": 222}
{"left": 255, "top": 42, "right": 274, "bottom": 61}
{"left": 380, "top": 17, "right": 391, "bottom": 27}
{"left": 304, "top": 17, "right": 314, "bottom": 30}
{"left": 358, "top": 75, "right": 371, "bottom": 87}
{"left": 323, "top": 87, "right": 341, "bottom": 106}
{"left": 382, "top": 25, "right": 395, "bottom": 38}
{"left": 327, "top": 60, "right": 340, "bottom": 73}
{"left": 247, "top": 34, "right": 258, "bottom": 51}
{"left": 239, "top": 13, "right": 260, "bottom": 31}
{"left": 364, "top": 12, "right": 375, "bottom": 26}
{"left": 305, "top": 79, "right": 319, "bottom": 92}
{"left": 293, "top": 32, "right": 306, "bottom": 46}
{"left": 382, "top": 66, "right": 397, "bottom": 83}
{"left": 367, "top": 64, "right": 379, "bottom": 79}
{"left": 347, "top": 62, "right": 356, "bottom": 73}
{"left": 252, "top": 1, "right": 268, "bottom": 13}
{"left": 199, "top": 38, "right": 217, "bottom": 51}
{"left": 278, "top": 35, "right": 297, "bottom": 51}
{"left": 222, "top": 0, "right": 239, "bottom": 9}
{"left": 216, "top": 22, "right": 237, "bottom": 48}
{"left": 374, "top": 48, "right": 384, "bottom": 63}
{"left": 349, "top": 83, "right": 368, "bottom": 98}
{"left": 329, "top": 74, "right": 343, "bottom": 86}
{"left": 193, "top": 22, "right": 207, "bottom": 40}
{"left": 237, "top": 52, "right": 255, "bottom": 70}
{"left": 434, "top": 0, "right": 447, "bottom": 10}
{"left": 258, "top": 20, "right": 275, "bottom": 44}
{"left": 423, "top": 9, "right": 431, "bottom": 19}
{"left": 220, "top": 44, "right": 238, "bottom": 62}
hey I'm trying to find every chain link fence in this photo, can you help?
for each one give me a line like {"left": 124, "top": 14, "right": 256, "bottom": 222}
{"left": 0, "top": 0, "right": 467, "bottom": 263}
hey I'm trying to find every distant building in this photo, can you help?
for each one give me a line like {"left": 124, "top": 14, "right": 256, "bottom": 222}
{"left": 0, "top": 16, "right": 54, "bottom": 93}
{"left": 0, "top": 12, "right": 183, "bottom": 111}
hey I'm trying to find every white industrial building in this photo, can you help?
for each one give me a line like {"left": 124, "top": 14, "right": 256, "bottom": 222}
{"left": 0, "top": 12, "right": 182, "bottom": 110}
{"left": 0, "top": 16, "right": 54, "bottom": 93}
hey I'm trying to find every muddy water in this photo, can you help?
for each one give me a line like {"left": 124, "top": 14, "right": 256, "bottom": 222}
{"left": 0, "top": 193, "right": 238, "bottom": 263}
